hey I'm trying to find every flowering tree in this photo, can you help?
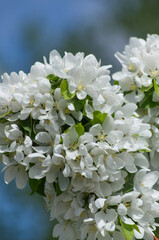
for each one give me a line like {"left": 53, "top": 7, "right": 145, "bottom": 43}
{"left": 0, "top": 35, "right": 159, "bottom": 240}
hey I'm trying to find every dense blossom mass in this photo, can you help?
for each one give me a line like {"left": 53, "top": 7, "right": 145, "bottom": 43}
{"left": 113, "top": 34, "right": 159, "bottom": 175}
{"left": 0, "top": 44, "right": 159, "bottom": 240}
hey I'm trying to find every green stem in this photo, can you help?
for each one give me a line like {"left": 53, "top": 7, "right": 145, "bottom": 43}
{"left": 0, "top": 110, "right": 12, "bottom": 118}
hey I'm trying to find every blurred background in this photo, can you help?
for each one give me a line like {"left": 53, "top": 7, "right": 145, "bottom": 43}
{"left": 0, "top": 0, "right": 159, "bottom": 239}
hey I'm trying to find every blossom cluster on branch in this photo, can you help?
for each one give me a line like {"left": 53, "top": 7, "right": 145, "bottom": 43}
{"left": 0, "top": 35, "right": 159, "bottom": 240}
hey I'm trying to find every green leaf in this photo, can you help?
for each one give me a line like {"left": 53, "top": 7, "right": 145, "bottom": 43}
{"left": 60, "top": 79, "right": 76, "bottom": 100}
{"left": 74, "top": 123, "right": 85, "bottom": 136}
{"left": 29, "top": 178, "right": 46, "bottom": 196}
{"left": 133, "top": 224, "right": 140, "bottom": 233}
{"left": 0, "top": 118, "right": 8, "bottom": 123}
{"left": 140, "top": 90, "right": 159, "bottom": 109}
{"left": 139, "top": 148, "right": 151, "bottom": 153}
{"left": 114, "top": 80, "right": 119, "bottom": 85}
{"left": 46, "top": 74, "right": 60, "bottom": 83}
{"left": 154, "top": 79, "right": 159, "bottom": 96}
{"left": 46, "top": 74, "right": 62, "bottom": 93}
{"left": 29, "top": 178, "right": 41, "bottom": 195}
{"left": 54, "top": 182, "right": 62, "bottom": 196}
{"left": 36, "top": 178, "right": 46, "bottom": 196}
{"left": 19, "top": 116, "right": 32, "bottom": 138}
{"left": 122, "top": 172, "right": 135, "bottom": 194}
{"left": 0, "top": 110, "right": 12, "bottom": 119}
{"left": 140, "top": 83, "right": 153, "bottom": 92}
{"left": 92, "top": 111, "right": 107, "bottom": 125}
{"left": 120, "top": 219, "right": 135, "bottom": 240}
{"left": 72, "top": 96, "right": 85, "bottom": 112}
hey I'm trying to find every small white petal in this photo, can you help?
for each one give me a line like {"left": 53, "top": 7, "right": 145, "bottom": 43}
{"left": 59, "top": 173, "right": 70, "bottom": 191}
{"left": 16, "top": 167, "right": 28, "bottom": 189}
{"left": 4, "top": 166, "right": 17, "bottom": 184}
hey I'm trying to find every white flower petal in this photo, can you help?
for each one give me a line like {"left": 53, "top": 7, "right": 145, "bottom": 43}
{"left": 4, "top": 166, "right": 17, "bottom": 184}
{"left": 59, "top": 173, "right": 70, "bottom": 191}
{"left": 16, "top": 167, "right": 28, "bottom": 189}
{"left": 35, "top": 132, "right": 52, "bottom": 144}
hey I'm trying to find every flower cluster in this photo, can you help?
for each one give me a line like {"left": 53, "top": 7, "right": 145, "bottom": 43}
{"left": 113, "top": 35, "right": 159, "bottom": 103}
{"left": 113, "top": 34, "right": 159, "bottom": 239}
{"left": 0, "top": 49, "right": 159, "bottom": 240}
{"left": 113, "top": 35, "right": 159, "bottom": 174}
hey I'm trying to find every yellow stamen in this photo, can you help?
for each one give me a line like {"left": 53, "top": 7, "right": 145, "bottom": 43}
{"left": 48, "top": 194, "right": 53, "bottom": 203}
{"left": 128, "top": 64, "right": 136, "bottom": 72}
{"left": 150, "top": 69, "right": 158, "bottom": 77}
{"left": 3, "top": 137, "right": 9, "bottom": 142}
{"left": 77, "top": 173, "right": 83, "bottom": 178}
{"left": 30, "top": 99, "right": 35, "bottom": 105}
{"left": 130, "top": 85, "right": 137, "bottom": 91}
{"left": 62, "top": 151, "right": 66, "bottom": 158}
{"left": 77, "top": 83, "right": 83, "bottom": 91}
{"left": 41, "top": 103, "right": 46, "bottom": 109}
{"left": 32, "top": 80, "right": 38, "bottom": 84}
{"left": 51, "top": 140, "right": 54, "bottom": 146}
{"left": 70, "top": 141, "right": 78, "bottom": 150}
{"left": 75, "top": 156, "right": 81, "bottom": 161}
{"left": 124, "top": 202, "right": 131, "bottom": 208}
{"left": 90, "top": 225, "right": 96, "bottom": 233}
{"left": 18, "top": 136, "right": 24, "bottom": 144}
{"left": 46, "top": 119, "right": 50, "bottom": 125}
{"left": 64, "top": 108, "right": 71, "bottom": 114}
{"left": 97, "top": 132, "right": 105, "bottom": 142}
{"left": 38, "top": 157, "right": 43, "bottom": 163}
{"left": 65, "top": 220, "right": 70, "bottom": 226}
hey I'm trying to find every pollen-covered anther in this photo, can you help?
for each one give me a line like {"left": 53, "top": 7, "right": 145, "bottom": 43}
{"left": 53, "top": 101, "right": 58, "bottom": 110}
{"left": 61, "top": 151, "right": 66, "bottom": 158}
{"left": 65, "top": 220, "right": 70, "bottom": 227}
{"left": 47, "top": 194, "right": 53, "bottom": 203}
{"left": 149, "top": 68, "right": 158, "bottom": 77}
{"left": 64, "top": 108, "right": 71, "bottom": 114}
{"left": 41, "top": 103, "right": 46, "bottom": 109}
{"left": 30, "top": 99, "right": 35, "bottom": 105}
{"left": 70, "top": 141, "right": 78, "bottom": 150}
{"left": 51, "top": 140, "right": 55, "bottom": 146}
{"left": 77, "top": 83, "right": 84, "bottom": 91}
{"left": 124, "top": 202, "right": 131, "bottom": 208}
{"left": 130, "top": 85, "right": 137, "bottom": 91}
{"left": 90, "top": 225, "right": 97, "bottom": 233}
{"left": 45, "top": 119, "right": 51, "bottom": 125}
{"left": 128, "top": 64, "right": 136, "bottom": 72}
{"left": 18, "top": 136, "right": 24, "bottom": 144}
{"left": 38, "top": 157, "right": 43, "bottom": 163}
{"left": 31, "top": 80, "right": 38, "bottom": 84}
{"left": 75, "top": 155, "right": 81, "bottom": 161}
{"left": 97, "top": 132, "right": 105, "bottom": 142}
{"left": 102, "top": 203, "right": 108, "bottom": 211}
{"left": 3, "top": 137, "right": 9, "bottom": 142}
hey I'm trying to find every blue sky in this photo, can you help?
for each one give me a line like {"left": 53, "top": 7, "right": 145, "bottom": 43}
{"left": 0, "top": 0, "right": 110, "bottom": 73}
{"left": 0, "top": 165, "right": 52, "bottom": 239}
